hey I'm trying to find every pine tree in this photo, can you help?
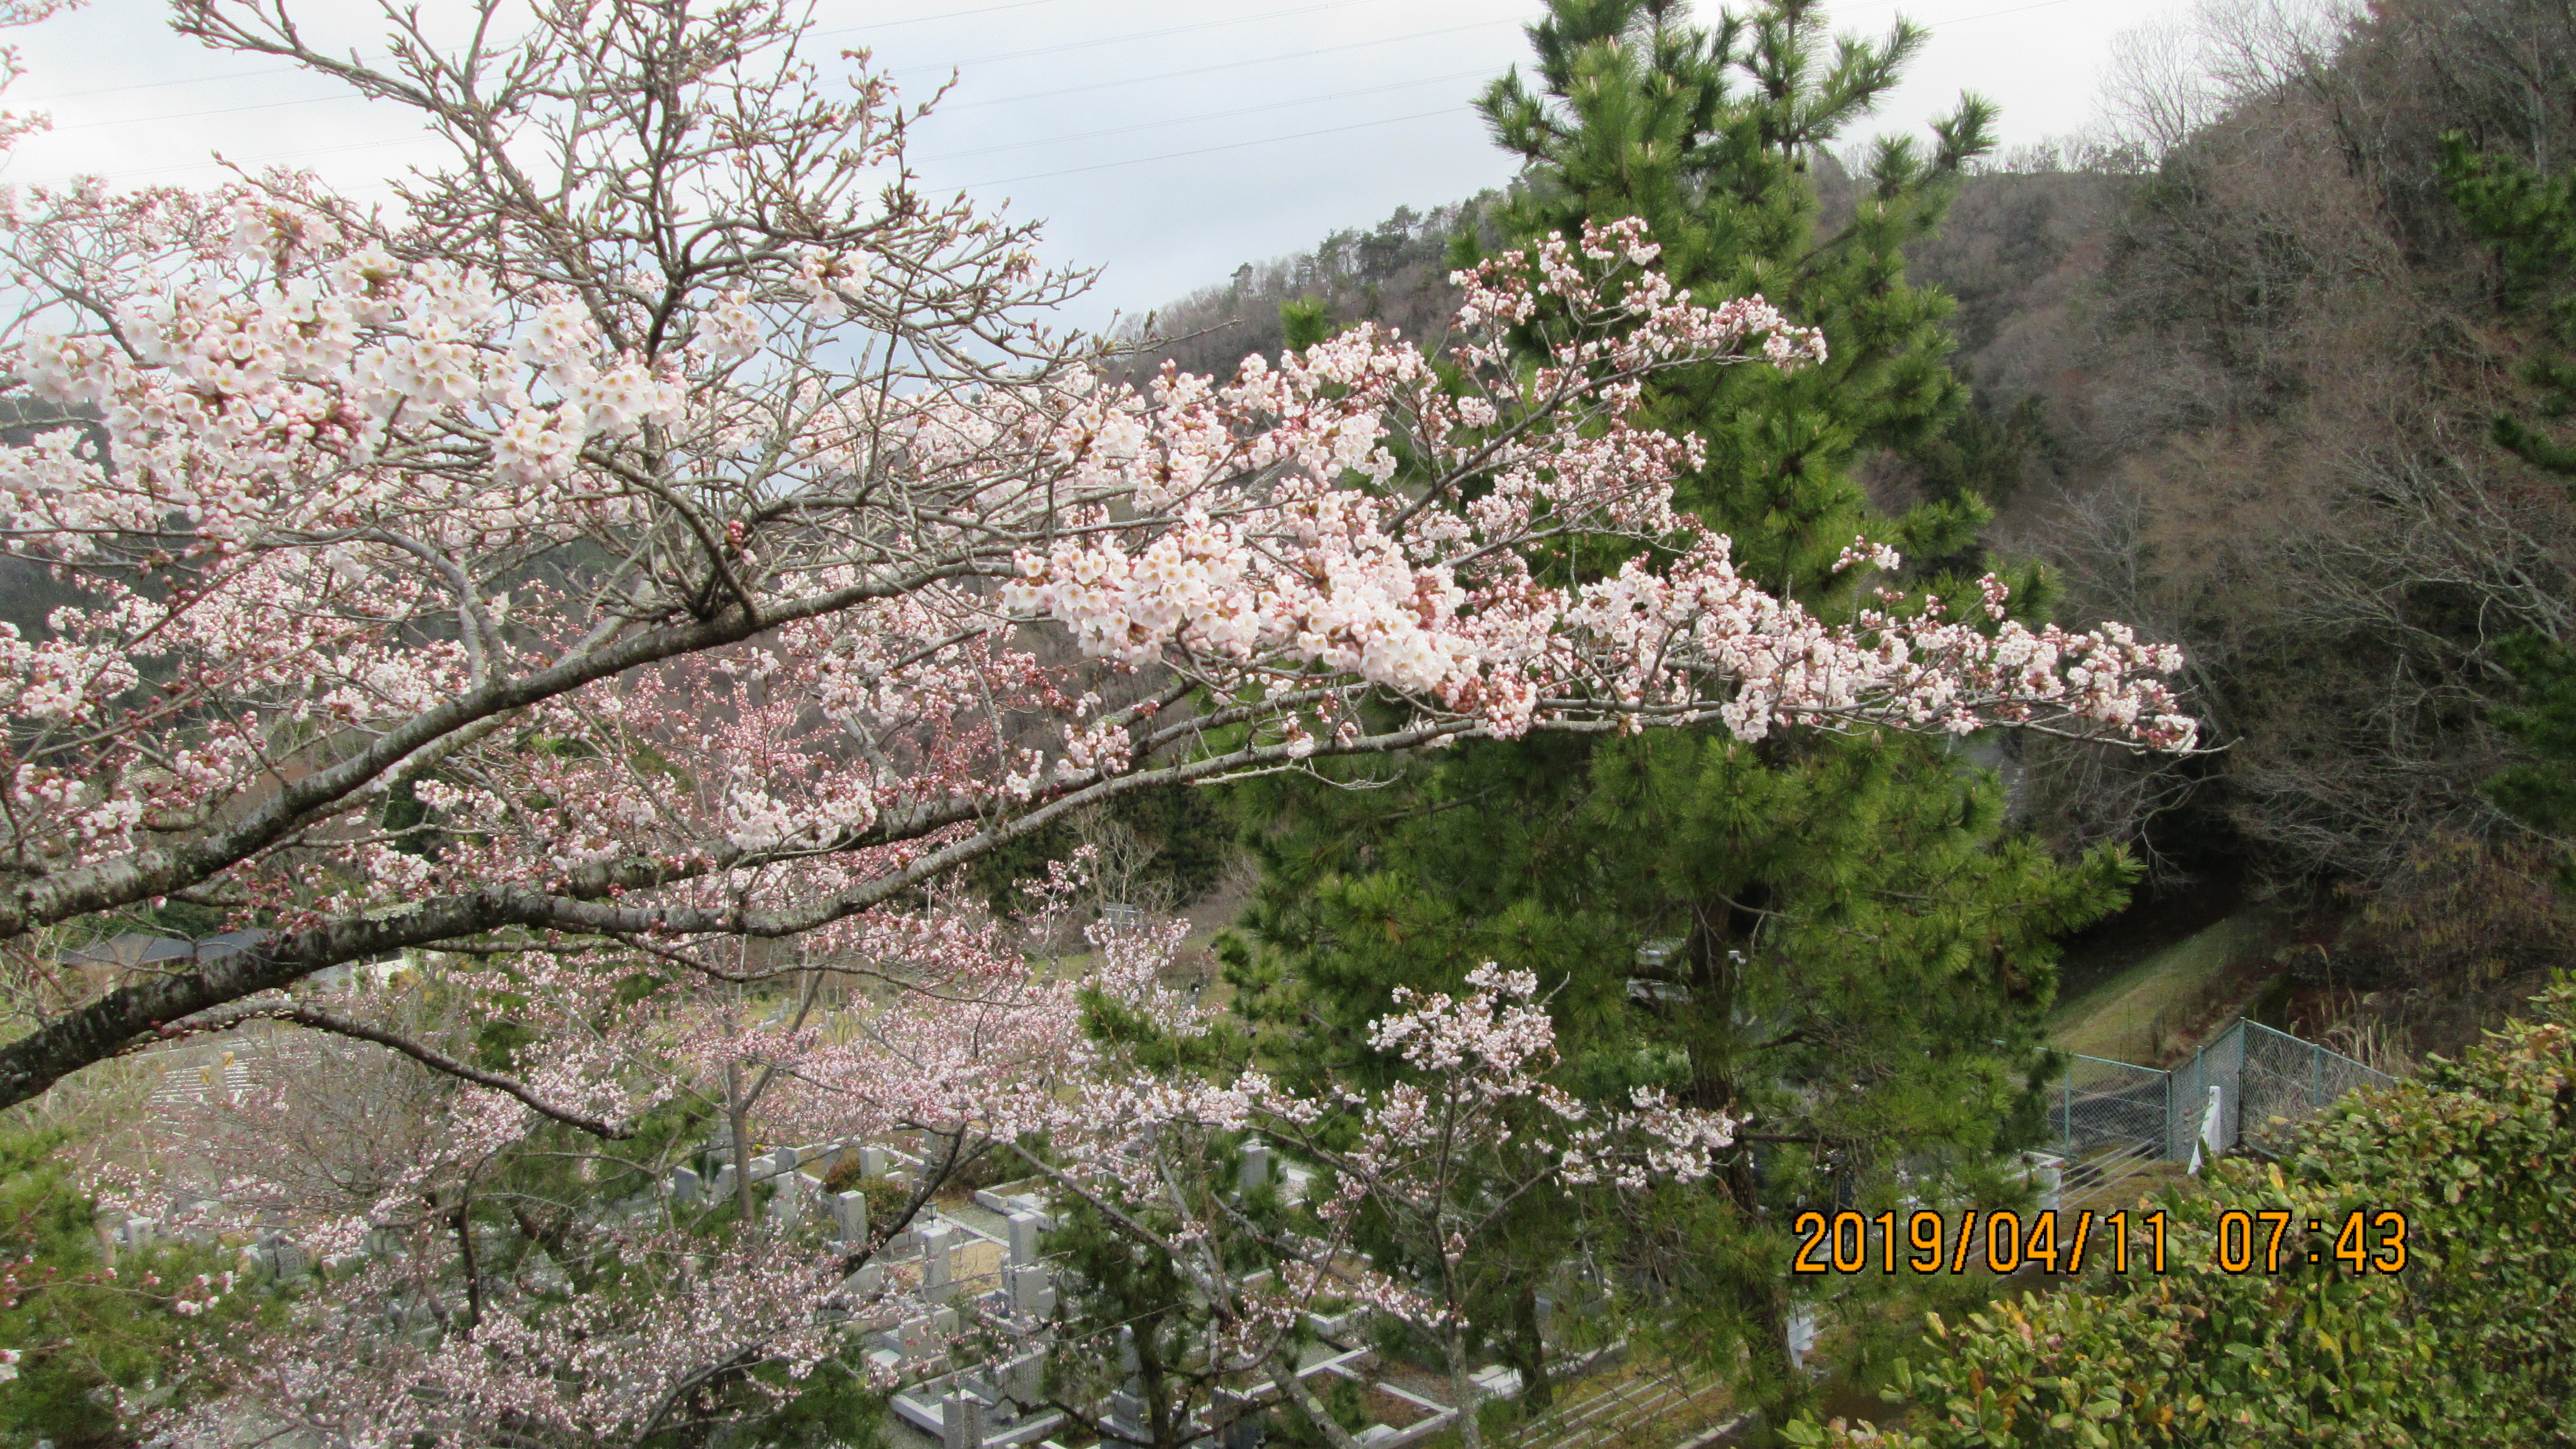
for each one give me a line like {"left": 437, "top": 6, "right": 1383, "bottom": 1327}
{"left": 1472, "top": 0, "right": 2004, "bottom": 586}
{"left": 2444, "top": 137, "right": 2576, "bottom": 872}
{"left": 1224, "top": 1, "right": 2136, "bottom": 1427}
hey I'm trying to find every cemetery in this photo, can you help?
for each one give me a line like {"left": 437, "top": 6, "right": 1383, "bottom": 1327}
{"left": 92, "top": 1093, "right": 1644, "bottom": 1449}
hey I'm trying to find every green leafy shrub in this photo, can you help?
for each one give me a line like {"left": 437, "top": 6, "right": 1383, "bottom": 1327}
{"left": 1791, "top": 976, "right": 2576, "bottom": 1447}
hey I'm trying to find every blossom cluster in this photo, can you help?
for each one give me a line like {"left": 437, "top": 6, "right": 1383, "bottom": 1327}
{"left": 995, "top": 218, "right": 2194, "bottom": 748}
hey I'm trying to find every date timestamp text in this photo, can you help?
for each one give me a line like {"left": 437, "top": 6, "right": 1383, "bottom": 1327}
{"left": 1788, "top": 1208, "right": 2411, "bottom": 1276}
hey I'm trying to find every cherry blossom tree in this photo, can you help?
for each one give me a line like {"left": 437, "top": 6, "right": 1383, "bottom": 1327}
{"left": 0, "top": 0, "right": 2199, "bottom": 1438}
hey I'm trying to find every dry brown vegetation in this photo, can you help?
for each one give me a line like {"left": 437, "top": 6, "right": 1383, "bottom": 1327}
{"left": 1971, "top": 0, "right": 2576, "bottom": 892}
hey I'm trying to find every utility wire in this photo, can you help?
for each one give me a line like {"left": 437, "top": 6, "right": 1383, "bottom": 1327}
{"left": 919, "top": 67, "right": 1496, "bottom": 167}
{"left": 902, "top": 0, "right": 1386, "bottom": 72}
{"left": 15, "top": 0, "right": 1405, "bottom": 107}
{"left": 962, "top": 106, "right": 1465, "bottom": 191}
{"left": 932, "top": 16, "right": 1519, "bottom": 115}
{"left": 945, "top": 0, "right": 2106, "bottom": 193}
{"left": 12, "top": 0, "right": 2106, "bottom": 195}
{"left": 11, "top": 0, "right": 1100, "bottom": 104}
{"left": 15, "top": 0, "right": 2089, "bottom": 111}
{"left": 10, "top": 63, "right": 1499, "bottom": 191}
{"left": 38, "top": 13, "right": 1521, "bottom": 136}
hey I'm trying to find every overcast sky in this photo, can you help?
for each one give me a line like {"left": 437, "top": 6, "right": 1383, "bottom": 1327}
{"left": 1, "top": 0, "right": 2189, "bottom": 332}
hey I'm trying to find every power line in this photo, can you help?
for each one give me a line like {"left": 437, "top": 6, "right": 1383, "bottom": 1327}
{"left": 932, "top": 16, "right": 1521, "bottom": 115}
{"left": 20, "top": 75, "right": 1493, "bottom": 195}
{"left": 1824, "top": 0, "right": 2094, "bottom": 29}
{"left": 10, "top": 131, "right": 446, "bottom": 190}
{"left": 49, "top": 92, "right": 380, "bottom": 134}
{"left": 16, "top": 0, "right": 2081, "bottom": 115}
{"left": 938, "top": 0, "right": 2103, "bottom": 194}
{"left": 40, "top": 13, "right": 1522, "bottom": 137}
{"left": 1935, "top": 0, "right": 2094, "bottom": 27}
{"left": 13, "top": 0, "right": 2101, "bottom": 198}
{"left": 919, "top": 0, "right": 1386, "bottom": 72}
{"left": 10, "top": 0, "right": 1101, "bottom": 105}
{"left": 8, "top": 6, "right": 1537, "bottom": 191}
{"left": 918, "top": 67, "right": 1497, "bottom": 167}
{"left": 961, "top": 105, "right": 1466, "bottom": 191}
{"left": 953, "top": 0, "right": 2112, "bottom": 191}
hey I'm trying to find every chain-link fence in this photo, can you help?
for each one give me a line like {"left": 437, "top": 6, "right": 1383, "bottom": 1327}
{"left": 2054, "top": 1018, "right": 2393, "bottom": 1167}
{"left": 2051, "top": 1053, "right": 2168, "bottom": 1161}
{"left": 2174, "top": 1019, "right": 2395, "bottom": 1158}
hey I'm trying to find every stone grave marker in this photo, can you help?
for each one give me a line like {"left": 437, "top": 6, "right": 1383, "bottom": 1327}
{"left": 831, "top": 1189, "right": 870, "bottom": 1247}
{"left": 920, "top": 1221, "right": 956, "bottom": 1301}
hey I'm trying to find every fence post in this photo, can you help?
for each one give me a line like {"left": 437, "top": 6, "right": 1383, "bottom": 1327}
{"left": 2312, "top": 1041, "right": 2324, "bottom": 1109}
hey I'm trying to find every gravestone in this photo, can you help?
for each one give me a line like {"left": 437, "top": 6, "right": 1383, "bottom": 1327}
{"left": 920, "top": 1221, "right": 956, "bottom": 1301}
{"left": 250, "top": 1235, "right": 313, "bottom": 1280}
{"left": 888, "top": 1315, "right": 938, "bottom": 1362}
{"left": 1006, "top": 1210, "right": 1042, "bottom": 1266}
{"left": 943, "top": 1391, "right": 987, "bottom": 1449}
{"left": 1002, "top": 1350, "right": 1046, "bottom": 1410}
{"left": 831, "top": 1190, "right": 870, "bottom": 1247}
{"left": 1007, "top": 1262, "right": 1054, "bottom": 1317}
{"left": 1238, "top": 1141, "right": 1271, "bottom": 1194}
{"left": 769, "top": 1171, "right": 824, "bottom": 1225}
{"left": 1106, "top": 1382, "right": 1151, "bottom": 1446}
{"left": 670, "top": 1165, "right": 702, "bottom": 1206}
{"left": 1786, "top": 1300, "right": 1818, "bottom": 1374}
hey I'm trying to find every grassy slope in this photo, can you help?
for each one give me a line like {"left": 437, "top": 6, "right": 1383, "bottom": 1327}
{"left": 2047, "top": 913, "right": 2262, "bottom": 1064}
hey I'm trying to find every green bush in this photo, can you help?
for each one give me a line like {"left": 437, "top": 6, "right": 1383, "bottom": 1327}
{"left": 1791, "top": 976, "right": 2576, "bottom": 1447}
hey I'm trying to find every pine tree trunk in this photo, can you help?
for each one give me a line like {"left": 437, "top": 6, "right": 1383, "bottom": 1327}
{"left": 1508, "top": 1283, "right": 1553, "bottom": 1411}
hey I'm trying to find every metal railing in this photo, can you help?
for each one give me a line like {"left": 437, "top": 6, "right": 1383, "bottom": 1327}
{"left": 2051, "top": 1017, "right": 2393, "bottom": 1167}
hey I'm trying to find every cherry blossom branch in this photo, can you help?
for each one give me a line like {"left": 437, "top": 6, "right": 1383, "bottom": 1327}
{"left": 155, "top": 1001, "right": 636, "bottom": 1138}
